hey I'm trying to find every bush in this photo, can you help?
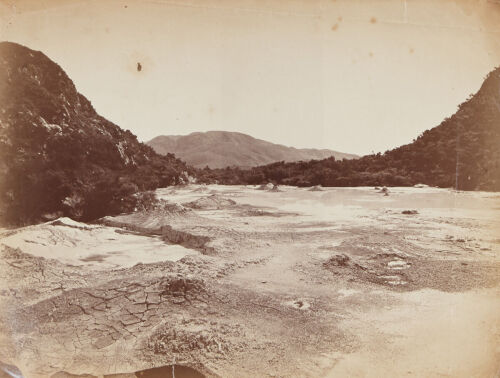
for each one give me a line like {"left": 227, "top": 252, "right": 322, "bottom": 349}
{"left": 134, "top": 191, "right": 162, "bottom": 212}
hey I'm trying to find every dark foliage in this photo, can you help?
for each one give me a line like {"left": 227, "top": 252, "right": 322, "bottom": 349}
{"left": 0, "top": 42, "right": 193, "bottom": 225}
{"left": 197, "top": 67, "right": 500, "bottom": 191}
{"left": 1, "top": 42, "right": 498, "bottom": 226}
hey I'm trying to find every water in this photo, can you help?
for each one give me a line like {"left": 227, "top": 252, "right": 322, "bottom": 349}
{"left": 134, "top": 365, "right": 205, "bottom": 378}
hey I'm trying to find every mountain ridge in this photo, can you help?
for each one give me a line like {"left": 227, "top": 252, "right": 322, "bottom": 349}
{"left": 1, "top": 40, "right": 498, "bottom": 226}
{"left": 197, "top": 67, "right": 500, "bottom": 190}
{"left": 147, "top": 131, "right": 358, "bottom": 169}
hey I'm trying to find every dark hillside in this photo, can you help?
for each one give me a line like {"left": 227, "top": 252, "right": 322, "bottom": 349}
{"left": 198, "top": 67, "right": 500, "bottom": 191}
{"left": 0, "top": 42, "right": 192, "bottom": 225}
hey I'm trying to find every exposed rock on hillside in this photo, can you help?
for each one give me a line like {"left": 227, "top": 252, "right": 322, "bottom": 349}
{"left": 0, "top": 42, "right": 192, "bottom": 225}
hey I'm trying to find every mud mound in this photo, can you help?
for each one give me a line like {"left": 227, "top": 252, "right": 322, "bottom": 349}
{"left": 377, "top": 186, "right": 390, "bottom": 195}
{"left": 256, "top": 183, "right": 273, "bottom": 190}
{"left": 402, "top": 210, "right": 418, "bottom": 215}
{"left": 308, "top": 185, "right": 323, "bottom": 192}
{"left": 151, "top": 328, "right": 223, "bottom": 354}
{"left": 322, "top": 253, "right": 411, "bottom": 288}
{"left": 268, "top": 184, "right": 281, "bottom": 192}
{"left": 242, "top": 209, "right": 285, "bottom": 217}
{"left": 159, "top": 203, "right": 193, "bottom": 215}
{"left": 238, "top": 204, "right": 298, "bottom": 217}
{"left": 101, "top": 204, "right": 196, "bottom": 232}
{"left": 323, "top": 254, "right": 351, "bottom": 267}
{"left": 243, "top": 209, "right": 273, "bottom": 216}
{"left": 323, "top": 254, "right": 367, "bottom": 272}
{"left": 149, "top": 319, "right": 241, "bottom": 360}
{"left": 159, "top": 277, "right": 206, "bottom": 301}
{"left": 183, "top": 195, "right": 236, "bottom": 210}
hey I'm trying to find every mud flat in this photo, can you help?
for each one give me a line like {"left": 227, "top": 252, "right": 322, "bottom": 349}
{"left": 1, "top": 185, "right": 499, "bottom": 377}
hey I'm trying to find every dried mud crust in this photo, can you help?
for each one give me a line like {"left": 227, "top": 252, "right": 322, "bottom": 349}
{"left": 13, "top": 274, "right": 210, "bottom": 352}
{"left": 101, "top": 212, "right": 270, "bottom": 258}
{"left": 183, "top": 195, "right": 237, "bottom": 210}
{"left": 321, "top": 251, "right": 500, "bottom": 292}
{"left": 315, "top": 230, "right": 500, "bottom": 292}
{"left": 2, "top": 186, "right": 500, "bottom": 377}
{"left": 0, "top": 244, "right": 356, "bottom": 377}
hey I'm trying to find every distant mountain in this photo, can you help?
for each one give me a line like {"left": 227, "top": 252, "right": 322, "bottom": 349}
{"left": 198, "top": 67, "right": 500, "bottom": 190}
{"left": 147, "top": 131, "right": 358, "bottom": 169}
{"left": 0, "top": 42, "right": 192, "bottom": 225}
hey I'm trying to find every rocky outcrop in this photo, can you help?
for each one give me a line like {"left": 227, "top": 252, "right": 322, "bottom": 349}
{"left": 161, "top": 226, "right": 215, "bottom": 255}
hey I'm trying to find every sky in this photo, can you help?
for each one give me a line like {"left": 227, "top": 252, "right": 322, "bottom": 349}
{"left": 1, "top": 0, "right": 499, "bottom": 155}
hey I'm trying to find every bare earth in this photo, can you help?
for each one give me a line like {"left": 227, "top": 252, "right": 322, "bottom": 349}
{"left": 1, "top": 185, "right": 499, "bottom": 377}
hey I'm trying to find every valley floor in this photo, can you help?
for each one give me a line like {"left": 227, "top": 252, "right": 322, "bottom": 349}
{"left": 1, "top": 185, "right": 499, "bottom": 377}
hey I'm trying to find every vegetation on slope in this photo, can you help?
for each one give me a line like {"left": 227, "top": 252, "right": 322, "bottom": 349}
{"left": 147, "top": 131, "right": 358, "bottom": 169}
{"left": 197, "top": 67, "right": 500, "bottom": 191}
{"left": 0, "top": 42, "right": 193, "bottom": 225}
{"left": 1, "top": 41, "right": 498, "bottom": 227}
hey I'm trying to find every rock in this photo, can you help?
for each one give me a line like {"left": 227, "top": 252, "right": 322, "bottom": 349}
{"left": 269, "top": 184, "right": 281, "bottom": 192}
{"left": 402, "top": 210, "right": 418, "bottom": 215}
{"left": 324, "top": 254, "right": 350, "bottom": 267}
{"left": 161, "top": 225, "right": 213, "bottom": 254}
{"left": 257, "top": 183, "right": 273, "bottom": 190}
{"left": 183, "top": 195, "right": 236, "bottom": 210}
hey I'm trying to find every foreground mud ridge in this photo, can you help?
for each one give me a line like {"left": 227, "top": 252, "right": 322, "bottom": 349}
{"left": 1, "top": 185, "right": 500, "bottom": 377}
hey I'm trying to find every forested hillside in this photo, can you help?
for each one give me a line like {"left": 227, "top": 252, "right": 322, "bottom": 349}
{"left": 147, "top": 131, "right": 357, "bottom": 168}
{"left": 1, "top": 42, "right": 497, "bottom": 226}
{"left": 198, "top": 67, "right": 500, "bottom": 191}
{"left": 0, "top": 42, "right": 193, "bottom": 225}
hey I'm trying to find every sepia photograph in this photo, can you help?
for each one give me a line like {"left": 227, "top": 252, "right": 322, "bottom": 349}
{"left": 0, "top": 0, "right": 499, "bottom": 377}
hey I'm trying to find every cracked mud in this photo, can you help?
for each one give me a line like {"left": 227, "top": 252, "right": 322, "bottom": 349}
{"left": 1, "top": 185, "right": 499, "bottom": 377}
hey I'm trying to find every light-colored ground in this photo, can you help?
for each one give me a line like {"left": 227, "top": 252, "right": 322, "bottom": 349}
{"left": 0, "top": 217, "right": 197, "bottom": 269}
{"left": 1, "top": 185, "right": 499, "bottom": 377}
